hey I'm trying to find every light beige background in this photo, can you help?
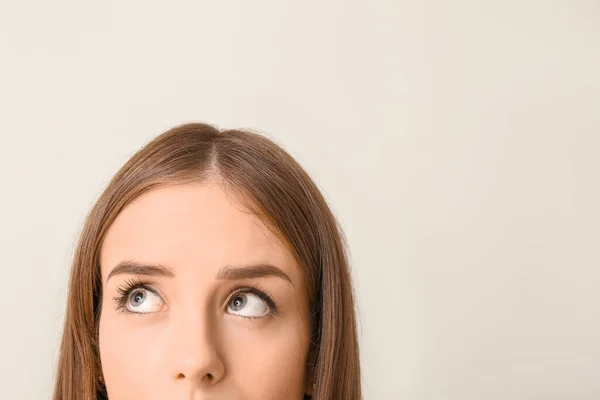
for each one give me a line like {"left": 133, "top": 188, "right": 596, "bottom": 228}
{"left": 1, "top": 1, "right": 599, "bottom": 399}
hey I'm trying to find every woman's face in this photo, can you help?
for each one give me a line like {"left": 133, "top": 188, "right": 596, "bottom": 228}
{"left": 98, "top": 183, "right": 312, "bottom": 399}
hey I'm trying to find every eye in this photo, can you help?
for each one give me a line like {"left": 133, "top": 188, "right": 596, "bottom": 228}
{"left": 227, "top": 290, "right": 271, "bottom": 318}
{"left": 114, "top": 281, "right": 165, "bottom": 314}
{"left": 125, "top": 288, "right": 163, "bottom": 313}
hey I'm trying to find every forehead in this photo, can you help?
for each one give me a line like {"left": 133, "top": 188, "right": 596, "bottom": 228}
{"left": 100, "top": 183, "right": 296, "bottom": 281}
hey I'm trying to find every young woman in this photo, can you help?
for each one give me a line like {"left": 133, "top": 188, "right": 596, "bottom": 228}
{"left": 53, "top": 122, "right": 361, "bottom": 399}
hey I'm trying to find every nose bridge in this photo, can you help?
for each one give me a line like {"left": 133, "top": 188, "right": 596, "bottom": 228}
{"left": 167, "top": 300, "right": 225, "bottom": 385}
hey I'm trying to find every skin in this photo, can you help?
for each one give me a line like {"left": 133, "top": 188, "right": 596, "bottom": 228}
{"left": 98, "top": 182, "right": 313, "bottom": 399}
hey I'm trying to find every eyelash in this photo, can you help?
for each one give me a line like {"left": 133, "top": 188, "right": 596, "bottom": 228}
{"left": 113, "top": 277, "right": 154, "bottom": 315}
{"left": 112, "top": 278, "right": 279, "bottom": 319}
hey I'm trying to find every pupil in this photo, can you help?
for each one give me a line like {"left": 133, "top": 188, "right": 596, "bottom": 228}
{"left": 233, "top": 295, "right": 245, "bottom": 309}
{"left": 132, "top": 291, "right": 144, "bottom": 304}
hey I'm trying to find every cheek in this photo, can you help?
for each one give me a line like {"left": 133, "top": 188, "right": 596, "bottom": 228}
{"left": 223, "top": 318, "right": 311, "bottom": 398}
{"left": 98, "top": 311, "right": 161, "bottom": 398}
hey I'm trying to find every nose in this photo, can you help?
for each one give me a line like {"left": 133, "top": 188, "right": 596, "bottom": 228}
{"left": 168, "top": 311, "right": 226, "bottom": 387}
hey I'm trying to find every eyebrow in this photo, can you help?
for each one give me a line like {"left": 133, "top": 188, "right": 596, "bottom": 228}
{"left": 216, "top": 264, "right": 292, "bottom": 284}
{"left": 106, "top": 260, "right": 292, "bottom": 285}
{"left": 106, "top": 260, "right": 175, "bottom": 282}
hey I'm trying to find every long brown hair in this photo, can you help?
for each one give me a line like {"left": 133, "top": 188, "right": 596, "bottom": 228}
{"left": 53, "top": 122, "right": 361, "bottom": 399}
